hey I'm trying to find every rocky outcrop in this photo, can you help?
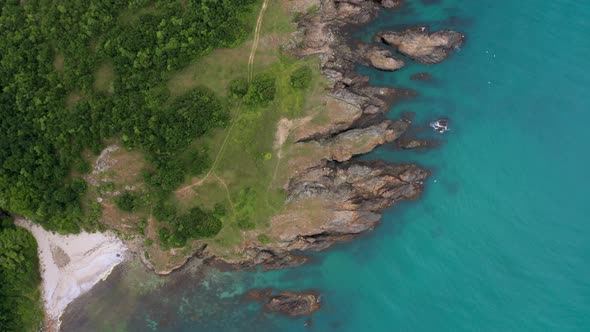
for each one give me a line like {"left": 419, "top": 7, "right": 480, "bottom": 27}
{"left": 377, "top": 27, "right": 464, "bottom": 64}
{"left": 361, "top": 45, "right": 405, "bottom": 71}
{"left": 245, "top": 289, "right": 322, "bottom": 316}
{"left": 267, "top": 160, "right": 428, "bottom": 252}
{"left": 266, "top": 292, "right": 321, "bottom": 316}
{"left": 200, "top": 0, "right": 462, "bottom": 271}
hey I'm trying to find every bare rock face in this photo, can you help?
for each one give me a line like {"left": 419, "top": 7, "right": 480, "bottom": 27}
{"left": 377, "top": 27, "right": 464, "bottom": 64}
{"left": 265, "top": 160, "right": 429, "bottom": 253}
{"left": 365, "top": 46, "right": 405, "bottom": 71}
{"left": 318, "top": 120, "right": 410, "bottom": 161}
{"left": 287, "top": 160, "right": 428, "bottom": 209}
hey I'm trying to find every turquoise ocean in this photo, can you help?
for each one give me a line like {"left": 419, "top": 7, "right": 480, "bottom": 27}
{"left": 62, "top": 0, "right": 590, "bottom": 331}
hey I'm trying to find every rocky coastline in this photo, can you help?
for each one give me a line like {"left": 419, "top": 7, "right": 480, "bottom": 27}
{"left": 123, "top": 0, "right": 464, "bottom": 276}
{"left": 199, "top": 0, "right": 464, "bottom": 271}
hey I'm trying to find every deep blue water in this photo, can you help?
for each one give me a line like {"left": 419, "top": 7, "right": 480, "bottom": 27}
{"left": 62, "top": 1, "right": 590, "bottom": 331}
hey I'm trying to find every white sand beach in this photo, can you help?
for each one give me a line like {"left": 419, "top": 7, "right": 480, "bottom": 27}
{"left": 15, "top": 218, "right": 128, "bottom": 331}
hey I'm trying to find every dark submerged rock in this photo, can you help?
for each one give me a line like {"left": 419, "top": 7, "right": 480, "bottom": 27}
{"left": 245, "top": 289, "right": 322, "bottom": 317}
{"left": 410, "top": 72, "right": 433, "bottom": 81}
{"left": 266, "top": 291, "right": 322, "bottom": 316}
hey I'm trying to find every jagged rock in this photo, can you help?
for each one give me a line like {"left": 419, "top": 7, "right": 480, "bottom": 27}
{"left": 263, "top": 160, "right": 429, "bottom": 253}
{"left": 266, "top": 292, "right": 321, "bottom": 316}
{"left": 318, "top": 120, "right": 409, "bottom": 161}
{"left": 369, "top": 52, "right": 405, "bottom": 71}
{"left": 377, "top": 27, "right": 464, "bottom": 64}
{"left": 287, "top": 160, "right": 428, "bottom": 208}
{"left": 245, "top": 289, "right": 322, "bottom": 316}
{"left": 364, "top": 45, "right": 405, "bottom": 71}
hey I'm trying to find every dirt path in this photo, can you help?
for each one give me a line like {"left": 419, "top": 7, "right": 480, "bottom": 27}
{"left": 249, "top": 0, "right": 269, "bottom": 82}
{"left": 213, "top": 172, "right": 234, "bottom": 209}
{"left": 176, "top": 0, "right": 269, "bottom": 195}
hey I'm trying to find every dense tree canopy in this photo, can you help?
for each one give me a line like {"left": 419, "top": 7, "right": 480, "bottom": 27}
{"left": 0, "top": 0, "right": 256, "bottom": 232}
{"left": 0, "top": 214, "right": 42, "bottom": 332}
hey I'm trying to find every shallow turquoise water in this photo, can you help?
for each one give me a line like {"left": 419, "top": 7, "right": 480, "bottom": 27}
{"left": 62, "top": 1, "right": 590, "bottom": 331}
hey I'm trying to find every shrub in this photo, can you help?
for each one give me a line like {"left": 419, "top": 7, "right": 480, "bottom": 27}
{"left": 237, "top": 217, "right": 255, "bottom": 230}
{"left": 115, "top": 191, "right": 137, "bottom": 212}
{"left": 290, "top": 66, "right": 312, "bottom": 89}
{"left": 228, "top": 78, "right": 249, "bottom": 98}
{"left": 158, "top": 227, "right": 171, "bottom": 246}
{"left": 245, "top": 73, "right": 276, "bottom": 106}
{"left": 307, "top": 5, "right": 319, "bottom": 14}
{"left": 258, "top": 234, "right": 271, "bottom": 244}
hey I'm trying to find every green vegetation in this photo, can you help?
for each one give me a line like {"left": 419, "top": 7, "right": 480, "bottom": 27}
{"left": 181, "top": 52, "right": 327, "bottom": 252}
{"left": 307, "top": 5, "right": 319, "bottom": 14}
{"left": 0, "top": 214, "right": 42, "bottom": 332}
{"left": 244, "top": 72, "right": 277, "bottom": 106}
{"left": 290, "top": 66, "right": 312, "bottom": 89}
{"left": 115, "top": 191, "right": 138, "bottom": 212}
{"left": 185, "top": 147, "right": 211, "bottom": 177}
{"left": 228, "top": 78, "right": 250, "bottom": 98}
{"left": 0, "top": 0, "right": 257, "bottom": 233}
{"left": 0, "top": 0, "right": 331, "bottom": 323}
{"left": 158, "top": 207, "right": 222, "bottom": 248}
{"left": 258, "top": 233, "right": 271, "bottom": 244}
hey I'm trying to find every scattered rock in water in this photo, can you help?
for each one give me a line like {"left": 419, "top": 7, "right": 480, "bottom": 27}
{"left": 244, "top": 289, "right": 322, "bottom": 317}
{"left": 377, "top": 27, "right": 464, "bottom": 64}
{"left": 397, "top": 137, "right": 431, "bottom": 149}
{"left": 266, "top": 291, "right": 321, "bottom": 316}
{"left": 430, "top": 118, "right": 449, "bottom": 133}
{"left": 381, "top": 0, "right": 404, "bottom": 9}
{"left": 410, "top": 72, "right": 433, "bottom": 81}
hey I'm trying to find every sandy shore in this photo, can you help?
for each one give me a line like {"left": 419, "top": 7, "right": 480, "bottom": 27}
{"left": 15, "top": 218, "right": 128, "bottom": 331}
